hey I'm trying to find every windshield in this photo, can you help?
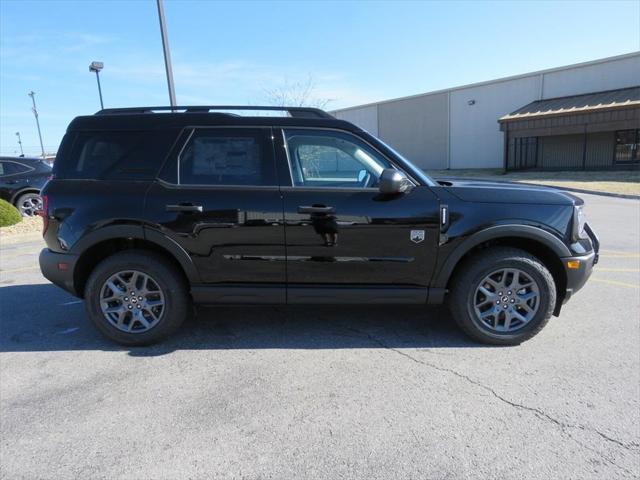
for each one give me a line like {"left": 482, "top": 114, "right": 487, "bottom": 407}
{"left": 373, "top": 137, "right": 436, "bottom": 187}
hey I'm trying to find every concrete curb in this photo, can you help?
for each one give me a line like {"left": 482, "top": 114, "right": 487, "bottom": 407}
{"left": 434, "top": 175, "right": 640, "bottom": 200}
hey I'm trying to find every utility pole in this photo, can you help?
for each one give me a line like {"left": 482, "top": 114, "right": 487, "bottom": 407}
{"left": 28, "top": 91, "right": 45, "bottom": 158}
{"left": 156, "top": 0, "right": 177, "bottom": 108}
{"left": 15, "top": 132, "right": 24, "bottom": 156}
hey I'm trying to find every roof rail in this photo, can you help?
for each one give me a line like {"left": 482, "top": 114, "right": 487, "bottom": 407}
{"left": 95, "top": 105, "right": 334, "bottom": 119}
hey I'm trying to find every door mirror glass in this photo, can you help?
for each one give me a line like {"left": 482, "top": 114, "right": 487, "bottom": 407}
{"left": 378, "top": 168, "right": 411, "bottom": 194}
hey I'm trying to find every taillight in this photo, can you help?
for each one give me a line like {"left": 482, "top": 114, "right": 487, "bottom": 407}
{"left": 39, "top": 194, "right": 49, "bottom": 236}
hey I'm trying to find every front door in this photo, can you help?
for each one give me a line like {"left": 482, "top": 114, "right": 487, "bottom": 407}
{"left": 145, "top": 127, "right": 286, "bottom": 302}
{"left": 276, "top": 128, "right": 440, "bottom": 303}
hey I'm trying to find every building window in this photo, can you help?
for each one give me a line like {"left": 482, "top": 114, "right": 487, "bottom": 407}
{"left": 614, "top": 129, "right": 639, "bottom": 164}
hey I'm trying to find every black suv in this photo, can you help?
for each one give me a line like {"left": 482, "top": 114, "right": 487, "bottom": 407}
{"left": 0, "top": 156, "right": 52, "bottom": 216}
{"left": 39, "top": 106, "right": 599, "bottom": 346}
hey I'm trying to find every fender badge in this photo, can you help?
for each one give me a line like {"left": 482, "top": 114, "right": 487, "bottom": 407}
{"left": 410, "top": 230, "right": 425, "bottom": 244}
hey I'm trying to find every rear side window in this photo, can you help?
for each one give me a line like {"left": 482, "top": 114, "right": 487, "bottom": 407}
{"left": 54, "top": 130, "right": 178, "bottom": 180}
{"left": 178, "top": 128, "right": 276, "bottom": 186}
{"left": 0, "top": 161, "right": 32, "bottom": 176}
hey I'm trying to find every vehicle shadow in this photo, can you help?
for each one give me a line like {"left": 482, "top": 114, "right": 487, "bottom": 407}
{"left": 0, "top": 284, "right": 487, "bottom": 356}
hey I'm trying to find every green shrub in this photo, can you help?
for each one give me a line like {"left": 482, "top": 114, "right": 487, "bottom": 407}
{"left": 0, "top": 199, "right": 21, "bottom": 227}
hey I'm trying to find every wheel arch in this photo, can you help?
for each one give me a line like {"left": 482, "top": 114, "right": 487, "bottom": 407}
{"left": 10, "top": 187, "right": 40, "bottom": 205}
{"left": 436, "top": 225, "right": 569, "bottom": 314}
{"left": 71, "top": 227, "right": 199, "bottom": 298}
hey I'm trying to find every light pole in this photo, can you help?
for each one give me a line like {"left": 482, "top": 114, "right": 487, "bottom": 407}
{"left": 27, "top": 91, "right": 45, "bottom": 158}
{"left": 15, "top": 132, "right": 24, "bottom": 156}
{"left": 156, "top": 0, "right": 177, "bottom": 107}
{"left": 89, "top": 61, "right": 104, "bottom": 109}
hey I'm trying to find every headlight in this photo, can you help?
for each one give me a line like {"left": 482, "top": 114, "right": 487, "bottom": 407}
{"left": 572, "top": 205, "right": 588, "bottom": 242}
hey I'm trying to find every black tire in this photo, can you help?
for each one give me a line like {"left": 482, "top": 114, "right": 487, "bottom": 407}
{"left": 447, "top": 247, "right": 556, "bottom": 346}
{"left": 84, "top": 250, "right": 190, "bottom": 346}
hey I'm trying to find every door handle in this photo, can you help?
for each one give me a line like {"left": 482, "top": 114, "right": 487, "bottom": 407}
{"left": 298, "top": 205, "right": 335, "bottom": 214}
{"left": 166, "top": 203, "right": 203, "bottom": 213}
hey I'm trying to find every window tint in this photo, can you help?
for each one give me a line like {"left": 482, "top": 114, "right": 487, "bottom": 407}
{"left": 54, "top": 130, "right": 178, "bottom": 180}
{"left": 284, "top": 129, "right": 391, "bottom": 188}
{"left": 179, "top": 129, "right": 275, "bottom": 186}
{"left": 0, "top": 161, "right": 31, "bottom": 176}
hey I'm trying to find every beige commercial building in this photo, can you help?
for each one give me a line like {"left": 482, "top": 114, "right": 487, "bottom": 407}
{"left": 332, "top": 52, "right": 640, "bottom": 171}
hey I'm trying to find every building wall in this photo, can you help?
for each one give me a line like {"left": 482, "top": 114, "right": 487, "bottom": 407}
{"left": 449, "top": 75, "right": 541, "bottom": 169}
{"left": 534, "top": 132, "right": 615, "bottom": 170}
{"left": 377, "top": 93, "right": 448, "bottom": 169}
{"left": 537, "top": 134, "right": 584, "bottom": 169}
{"left": 332, "top": 52, "right": 640, "bottom": 170}
{"left": 542, "top": 54, "right": 640, "bottom": 98}
{"left": 585, "top": 131, "right": 615, "bottom": 169}
{"left": 334, "top": 105, "right": 378, "bottom": 136}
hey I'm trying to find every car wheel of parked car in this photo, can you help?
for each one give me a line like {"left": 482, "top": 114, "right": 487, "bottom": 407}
{"left": 448, "top": 247, "right": 556, "bottom": 346}
{"left": 16, "top": 192, "right": 42, "bottom": 217}
{"left": 84, "top": 250, "right": 190, "bottom": 346}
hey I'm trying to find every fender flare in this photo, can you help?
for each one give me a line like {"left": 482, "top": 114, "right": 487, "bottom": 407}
{"left": 434, "top": 224, "right": 571, "bottom": 288}
{"left": 70, "top": 224, "right": 201, "bottom": 284}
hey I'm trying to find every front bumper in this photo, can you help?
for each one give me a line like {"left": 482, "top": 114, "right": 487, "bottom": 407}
{"left": 560, "top": 223, "right": 599, "bottom": 305}
{"left": 39, "top": 249, "right": 80, "bottom": 297}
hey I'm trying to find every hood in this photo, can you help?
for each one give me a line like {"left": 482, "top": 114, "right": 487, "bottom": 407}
{"left": 436, "top": 178, "right": 583, "bottom": 206}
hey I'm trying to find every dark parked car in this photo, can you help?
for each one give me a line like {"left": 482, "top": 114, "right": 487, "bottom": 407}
{"left": 39, "top": 106, "right": 599, "bottom": 346}
{"left": 0, "top": 156, "right": 51, "bottom": 216}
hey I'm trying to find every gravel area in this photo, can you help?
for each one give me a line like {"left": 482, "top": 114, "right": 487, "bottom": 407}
{"left": 0, "top": 216, "right": 42, "bottom": 238}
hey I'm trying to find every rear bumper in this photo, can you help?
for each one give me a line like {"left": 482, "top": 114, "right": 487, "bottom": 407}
{"left": 39, "top": 249, "right": 80, "bottom": 297}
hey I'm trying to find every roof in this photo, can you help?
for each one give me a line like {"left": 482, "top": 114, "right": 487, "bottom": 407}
{"left": 331, "top": 51, "right": 640, "bottom": 114}
{"left": 499, "top": 86, "right": 640, "bottom": 122}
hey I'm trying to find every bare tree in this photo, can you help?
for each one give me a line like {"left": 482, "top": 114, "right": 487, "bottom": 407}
{"left": 264, "top": 75, "right": 333, "bottom": 109}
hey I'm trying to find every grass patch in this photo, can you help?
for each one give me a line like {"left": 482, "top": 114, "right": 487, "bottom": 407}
{"left": 0, "top": 199, "right": 21, "bottom": 227}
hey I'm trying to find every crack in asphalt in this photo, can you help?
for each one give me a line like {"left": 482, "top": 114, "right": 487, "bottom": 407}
{"left": 344, "top": 326, "right": 638, "bottom": 475}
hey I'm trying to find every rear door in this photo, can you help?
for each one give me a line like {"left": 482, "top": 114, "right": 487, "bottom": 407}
{"left": 145, "top": 127, "right": 286, "bottom": 302}
{"left": 275, "top": 128, "right": 440, "bottom": 303}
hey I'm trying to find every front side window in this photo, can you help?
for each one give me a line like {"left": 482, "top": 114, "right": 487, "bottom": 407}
{"left": 284, "top": 129, "right": 391, "bottom": 188}
{"left": 179, "top": 128, "right": 276, "bottom": 186}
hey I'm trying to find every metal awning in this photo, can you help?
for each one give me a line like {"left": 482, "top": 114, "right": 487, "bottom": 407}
{"left": 499, "top": 86, "right": 640, "bottom": 122}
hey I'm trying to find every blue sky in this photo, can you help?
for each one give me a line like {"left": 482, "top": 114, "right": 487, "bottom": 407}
{"left": 1, "top": 0, "right": 639, "bottom": 156}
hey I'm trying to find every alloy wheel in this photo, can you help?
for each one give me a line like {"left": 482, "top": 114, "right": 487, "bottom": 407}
{"left": 18, "top": 194, "right": 42, "bottom": 217}
{"left": 99, "top": 270, "right": 166, "bottom": 333}
{"left": 473, "top": 268, "right": 540, "bottom": 333}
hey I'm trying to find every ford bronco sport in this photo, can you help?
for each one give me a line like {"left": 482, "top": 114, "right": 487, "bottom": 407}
{"left": 39, "top": 106, "right": 599, "bottom": 346}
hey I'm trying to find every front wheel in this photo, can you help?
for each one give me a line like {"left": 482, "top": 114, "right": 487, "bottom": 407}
{"left": 84, "top": 250, "right": 190, "bottom": 346}
{"left": 448, "top": 247, "right": 556, "bottom": 345}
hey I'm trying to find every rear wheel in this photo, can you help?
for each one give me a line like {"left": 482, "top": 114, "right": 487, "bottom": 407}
{"left": 84, "top": 250, "right": 190, "bottom": 346}
{"left": 448, "top": 247, "right": 556, "bottom": 345}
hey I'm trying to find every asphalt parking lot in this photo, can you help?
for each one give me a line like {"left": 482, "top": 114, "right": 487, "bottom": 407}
{"left": 1, "top": 193, "right": 638, "bottom": 480}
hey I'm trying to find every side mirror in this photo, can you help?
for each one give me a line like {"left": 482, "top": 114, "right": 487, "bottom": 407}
{"left": 378, "top": 168, "right": 411, "bottom": 194}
